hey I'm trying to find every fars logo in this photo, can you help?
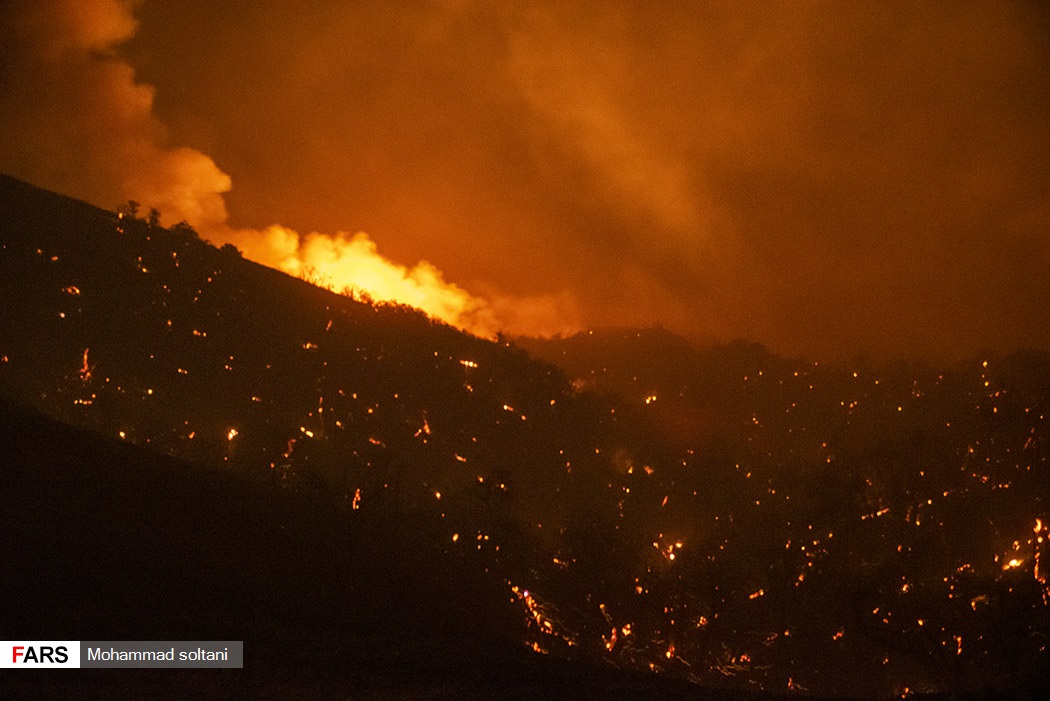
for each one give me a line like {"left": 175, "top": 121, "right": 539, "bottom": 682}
{"left": 1, "top": 641, "right": 80, "bottom": 668}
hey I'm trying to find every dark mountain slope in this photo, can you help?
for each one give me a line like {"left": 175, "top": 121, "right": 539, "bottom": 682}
{"left": 0, "top": 398, "right": 725, "bottom": 700}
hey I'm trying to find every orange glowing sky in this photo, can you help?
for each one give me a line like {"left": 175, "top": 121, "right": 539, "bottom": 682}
{"left": 2, "top": 0, "right": 1049, "bottom": 360}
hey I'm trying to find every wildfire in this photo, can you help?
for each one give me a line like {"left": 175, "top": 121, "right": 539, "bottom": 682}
{"left": 212, "top": 218, "right": 582, "bottom": 339}
{"left": 223, "top": 226, "right": 504, "bottom": 337}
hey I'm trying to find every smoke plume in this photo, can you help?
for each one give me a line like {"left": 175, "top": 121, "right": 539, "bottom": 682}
{"left": 0, "top": 0, "right": 577, "bottom": 338}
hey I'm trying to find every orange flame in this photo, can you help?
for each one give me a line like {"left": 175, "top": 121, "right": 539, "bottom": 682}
{"left": 215, "top": 223, "right": 578, "bottom": 339}
{"left": 220, "top": 225, "right": 500, "bottom": 337}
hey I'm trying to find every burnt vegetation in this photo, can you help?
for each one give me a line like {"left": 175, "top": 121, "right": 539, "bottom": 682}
{"left": 1, "top": 173, "right": 1048, "bottom": 698}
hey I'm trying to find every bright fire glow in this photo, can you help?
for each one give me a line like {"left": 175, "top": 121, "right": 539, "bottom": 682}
{"left": 235, "top": 226, "right": 497, "bottom": 336}
{"left": 220, "top": 224, "right": 578, "bottom": 339}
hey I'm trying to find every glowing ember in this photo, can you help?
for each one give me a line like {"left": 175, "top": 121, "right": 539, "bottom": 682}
{"left": 79, "top": 348, "right": 91, "bottom": 381}
{"left": 604, "top": 626, "right": 618, "bottom": 651}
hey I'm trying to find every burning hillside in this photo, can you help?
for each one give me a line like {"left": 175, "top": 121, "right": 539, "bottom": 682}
{"left": 2, "top": 174, "right": 1049, "bottom": 697}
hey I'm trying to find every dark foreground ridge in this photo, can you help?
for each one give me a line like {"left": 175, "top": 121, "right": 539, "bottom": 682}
{"left": 0, "top": 398, "right": 716, "bottom": 699}
{"left": 2, "top": 173, "right": 1049, "bottom": 698}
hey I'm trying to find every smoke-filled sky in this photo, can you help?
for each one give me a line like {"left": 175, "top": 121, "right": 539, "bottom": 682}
{"left": 2, "top": 1, "right": 1049, "bottom": 361}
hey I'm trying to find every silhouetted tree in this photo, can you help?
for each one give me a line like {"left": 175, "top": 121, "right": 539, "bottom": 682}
{"left": 168, "top": 221, "right": 200, "bottom": 243}
{"left": 118, "top": 199, "right": 140, "bottom": 220}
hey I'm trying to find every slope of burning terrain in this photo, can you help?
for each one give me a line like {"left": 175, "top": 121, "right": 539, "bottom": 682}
{"left": 3, "top": 173, "right": 1049, "bottom": 697}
